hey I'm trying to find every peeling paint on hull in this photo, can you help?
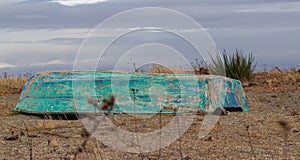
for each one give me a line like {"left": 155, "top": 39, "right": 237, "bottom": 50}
{"left": 13, "top": 71, "right": 248, "bottom": 114}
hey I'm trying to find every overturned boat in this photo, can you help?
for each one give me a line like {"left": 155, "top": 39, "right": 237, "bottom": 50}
{"left": 13, "top": 71, "right": 248, "bottom": 114}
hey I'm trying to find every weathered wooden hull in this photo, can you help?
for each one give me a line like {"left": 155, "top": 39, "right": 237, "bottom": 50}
{"left": 13, "top": 71, "right": 248, "bottom": 114}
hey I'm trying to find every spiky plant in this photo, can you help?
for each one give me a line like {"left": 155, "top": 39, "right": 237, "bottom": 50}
{"left": 208, "top": 52, "right": 226, "bottom": 76}
{"left": 209, "top": 49, "right": 256, "bottom": 82}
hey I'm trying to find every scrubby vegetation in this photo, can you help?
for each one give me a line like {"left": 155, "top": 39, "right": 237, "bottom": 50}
{"left": 139, "top": 49, "right": 256, "bottom": 82}
{"left": 222, "top": 49, "right": 256, "bottom": 81}
{"left": 0, "top": 72, "right": 29, "bottom": 95}
{"left": 140, "top": 64, "right": 188, "bottom": 74}
{"left": 210, "top": 49, "right": 256, "bottom": 82}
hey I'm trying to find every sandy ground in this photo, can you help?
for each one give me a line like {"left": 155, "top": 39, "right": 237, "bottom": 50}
{"left": 0, "top": 71, "right": 299, "bottom": 160}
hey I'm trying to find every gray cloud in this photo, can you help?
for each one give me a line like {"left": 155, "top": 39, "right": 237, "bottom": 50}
{"left": 1, "top": 0, "right": 299, "bottom": 29}
{"left": 0, "top": 0, "right": 300, "bottom": 73}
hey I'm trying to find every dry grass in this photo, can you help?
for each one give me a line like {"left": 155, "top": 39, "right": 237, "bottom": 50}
{"left": 253, "top": 69, "right": 300, "bottom": 85}
{"left": 244, "top": 68, "right": 300, "bottom": 93}
{"left": 0, "top": 73, "right": 29, "bottom": 96}
{"left": 147, "top": 64, "right": 189, "bottom": 74}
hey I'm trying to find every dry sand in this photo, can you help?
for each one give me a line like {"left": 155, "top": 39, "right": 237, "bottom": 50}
{"left": 0, "top": 71, "right": 299, "bottom": 159}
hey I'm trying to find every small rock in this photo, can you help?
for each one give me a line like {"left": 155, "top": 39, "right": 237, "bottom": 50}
{"left": 183, "top": 156, "right": 192, "bottom": 160}
{"left": 204, "top": 136, "right": 214, "bottom": 141}
{"left": 4, "top": 135, "right": 19, "bottom": 141}
{"left": 213, "top": 107, "right": 228, "bottom": 116}
{"left": 277, "top": 120, "right": 291, "bottom": 131}
{"left": 51, "top": 139, "right": 59, "bottom": 147}
{"left": 100, "top": 142, "right": 109, "bottom": 148}
{"left": 242, "top": 82, "right": 249, "bottom": 87}
{"left": 292, "top": 128, "right": 300, "bottom": 133}
{"left": 290, "top": 110, "right": 298, "bottom": 116}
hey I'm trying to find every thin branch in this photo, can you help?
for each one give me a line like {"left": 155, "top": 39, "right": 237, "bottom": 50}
{"left": 22, "top": 120, "right": 33, "bottom": 160}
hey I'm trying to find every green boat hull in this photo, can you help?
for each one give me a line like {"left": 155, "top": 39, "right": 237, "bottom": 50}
{"left": 13, "top": 71, "right": 248, "bottom": 114}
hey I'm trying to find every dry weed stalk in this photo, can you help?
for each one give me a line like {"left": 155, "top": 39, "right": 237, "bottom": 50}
{"left": 176, "top": 116, "right": 184, "bottom": 160}
{"left": 158, "top": 109, "right": 163, "bottom": 159}
{"left": 277, "top": 119, "right": 291, "bottom": 159}
{"left": 131, "top": 88, "right": 144, "bottom": 160}
{"left": 22, "top": 120, "right": 33, "bottom": 160}
{"left": 245, "top": 125, "right": 256, "bottom": 159}
{"left": 73, "top": 96, "right": 114, "bottom": 160}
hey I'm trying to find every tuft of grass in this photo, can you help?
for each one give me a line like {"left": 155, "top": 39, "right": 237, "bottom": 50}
{"left": 223, "top": 49, "right": 256, "bottom": 81}
{"left": 208, "top": 52, "right": 226, "bottom": 76}
{"left": 0, "top": 72, "right": 29, "bottom": 95}
{"left": 210, "top": 49, "right": 256, "bottom": 82}
{"left": 147, "top": 62, "right": 209, "bottom": 75}
{"left": 147, "top": 64, "right": 188, "bottom": 74}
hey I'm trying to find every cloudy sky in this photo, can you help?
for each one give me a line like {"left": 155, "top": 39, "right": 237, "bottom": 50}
{"left": 1, "top": 0, "right": 300, "bottom": 74}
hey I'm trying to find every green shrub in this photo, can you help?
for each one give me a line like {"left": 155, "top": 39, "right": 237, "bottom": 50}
{"left": 209, "top": 49, "right": 256, "bottom": 82}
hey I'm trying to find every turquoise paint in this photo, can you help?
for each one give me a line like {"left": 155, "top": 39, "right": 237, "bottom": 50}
{"left": 13, "top": 71, "right": 248, "bottom": 114}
